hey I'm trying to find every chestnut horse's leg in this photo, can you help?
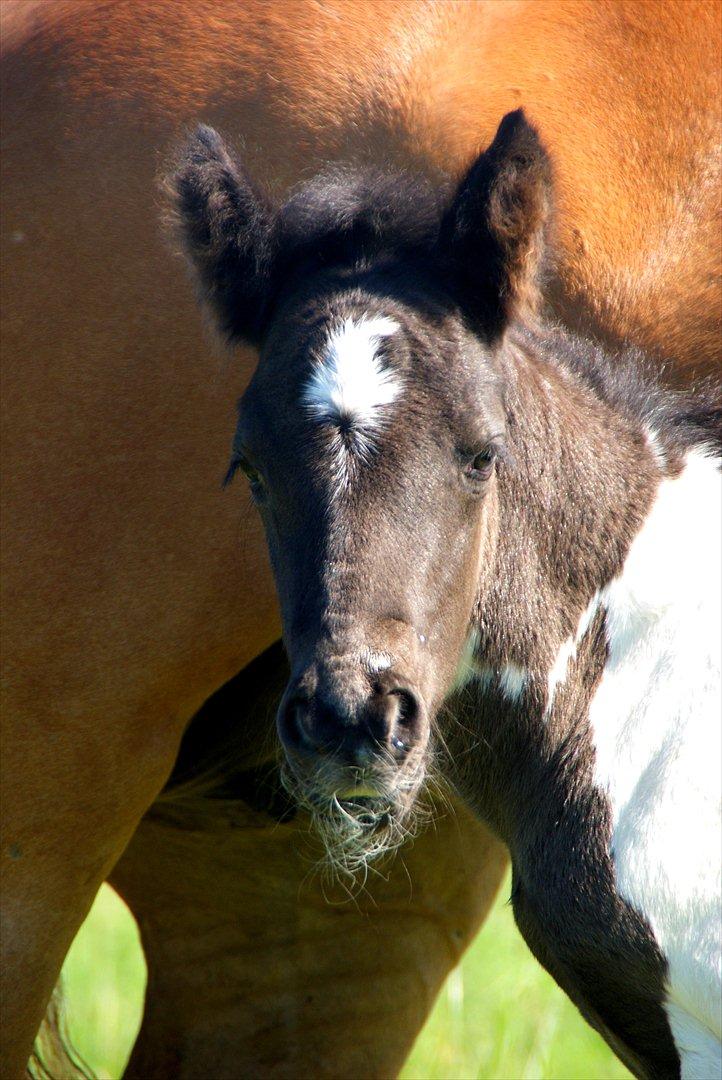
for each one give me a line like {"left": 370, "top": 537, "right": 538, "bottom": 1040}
{"left": 0, "top": 708, "right": 183, "bottom": 1079}
{"left": 110, "top": 646, "right": 507, "bottom": 1079}
{"left": 112, "top": 798, "right": 505, "bottom": 1080}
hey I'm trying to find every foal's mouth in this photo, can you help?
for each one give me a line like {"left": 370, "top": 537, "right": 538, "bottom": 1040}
{"left": 302, "top": 778, "right": 394, "bottom": 815}
{"left": 280, "top": 755, "right": 429, "bottom": 881}
{"left": 330, "top": 771, "right": 390, "bottom": 802}
{"left": 284, "top": 756, "right": 420, "bottom": 809}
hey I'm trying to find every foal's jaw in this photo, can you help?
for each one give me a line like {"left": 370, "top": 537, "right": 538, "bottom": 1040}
{"left": 276, "top": 674, "right": 432, "bottom": 878}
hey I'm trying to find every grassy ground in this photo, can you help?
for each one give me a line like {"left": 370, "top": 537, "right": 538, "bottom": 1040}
{"left": 62, "top": 876, "right": 630, "bottom": 1080}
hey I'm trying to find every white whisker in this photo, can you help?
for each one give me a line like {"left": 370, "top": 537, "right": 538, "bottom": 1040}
{"left": 281, "top": 757, "right": 429, "bottom": 890}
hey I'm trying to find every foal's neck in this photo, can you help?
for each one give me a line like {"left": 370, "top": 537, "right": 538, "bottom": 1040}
{"left": 474, "top": 324, "right": 661, "bottom": 694}
{"left": 454, "top": 325, "right": 664, "bottom": 840}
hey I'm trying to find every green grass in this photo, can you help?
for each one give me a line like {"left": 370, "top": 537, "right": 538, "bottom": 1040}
{"left": 61, "top": 887, "right": 145, "bottom": 1079}
{"left": 61, "top": 876, "right": 630, "bottom": 1080}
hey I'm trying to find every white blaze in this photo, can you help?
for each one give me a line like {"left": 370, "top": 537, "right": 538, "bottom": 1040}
{"left": 303, "top": 317, "right": 401, "bottom": 430}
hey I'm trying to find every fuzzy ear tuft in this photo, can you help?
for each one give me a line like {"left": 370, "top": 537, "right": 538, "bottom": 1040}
{"left": 439, "top": 109, "right": 552, "bottom": 340}
{"left": 166, "top": 125, "right": 275, "bottom": 346}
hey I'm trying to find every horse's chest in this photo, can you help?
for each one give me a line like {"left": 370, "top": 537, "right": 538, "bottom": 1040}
{"left": 517, "top": 451, "right": 721, "bottom": 1077}
{"left": 462, "top": 449, "right": 721, "bottom": 1075}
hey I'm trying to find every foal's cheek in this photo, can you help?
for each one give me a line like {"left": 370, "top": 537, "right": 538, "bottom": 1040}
{"left": 470, "top": 481, "right": 500, "bottom": 590}
{"left": 425, "top": 509, "right": 491, "bottom": 700}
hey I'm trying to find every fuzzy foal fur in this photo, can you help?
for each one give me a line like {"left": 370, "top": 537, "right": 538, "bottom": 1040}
{"left": 171, "top": 109, "right": 721, "bottom": 1078}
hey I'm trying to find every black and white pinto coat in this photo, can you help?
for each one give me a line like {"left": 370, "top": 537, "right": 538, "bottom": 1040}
{"left": 590, "top": 445, "right": 720, "bottom": 1077}
{"left": 448, "top": 338, "right": 722, "bottom": 1079}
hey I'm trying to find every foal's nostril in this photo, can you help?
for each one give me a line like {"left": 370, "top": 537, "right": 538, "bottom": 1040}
{"left": 392, "top": 688, "right": 420, "bottom": 730}
{"left": 277, "top": 694, "right": 318, "bottom": 754}
{"left": 384, "top": 687, "right": 422, "bottom": 759}
{"left": 390, "top": 687, "right": 420, "bottom": 737}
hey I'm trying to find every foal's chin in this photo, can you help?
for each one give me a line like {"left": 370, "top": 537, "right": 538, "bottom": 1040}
{"left": 281, "top": 754, "right": 429, "bottom": 880}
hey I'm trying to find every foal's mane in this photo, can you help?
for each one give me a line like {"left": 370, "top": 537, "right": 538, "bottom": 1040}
{"left": 276, "top": 164, "right": 445, "bottom": 262}
{"left": 511, "top": 324, "right": 722, "bottom": 456}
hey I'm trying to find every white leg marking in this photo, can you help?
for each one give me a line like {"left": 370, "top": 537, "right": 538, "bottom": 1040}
{"left": 588, "top": 449, "right": 722, "bottom": 1057}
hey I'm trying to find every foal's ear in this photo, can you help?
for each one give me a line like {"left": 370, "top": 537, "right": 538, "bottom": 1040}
{"left": 439, "top": 109, "right": 552, "bottom": 340}
{"left": 167, "top": 125, "right": 275, "bottom": 346}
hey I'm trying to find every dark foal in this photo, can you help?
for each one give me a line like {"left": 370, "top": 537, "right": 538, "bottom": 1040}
{"left": 169, "top": 110, "right": 721, "bottom": 1079}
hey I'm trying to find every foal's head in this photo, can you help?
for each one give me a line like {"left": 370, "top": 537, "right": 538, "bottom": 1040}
{"left": 170, "top": 110, "right": 551, "bottom": 870}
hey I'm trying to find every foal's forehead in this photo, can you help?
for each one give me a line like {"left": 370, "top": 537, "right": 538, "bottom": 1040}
{"left": 245, "top": 287, "right": 502, "bottom": 447}
{"left": 302, "top": 314, "right": 402, "bottom": 432}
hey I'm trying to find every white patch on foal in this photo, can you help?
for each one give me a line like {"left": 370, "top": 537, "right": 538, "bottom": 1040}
{"left": 303, "top": 316, "right": 401, "bottom": 431}
{"left": 361, "top": 649, "right": 393, "bottom": 675}
{"left": 546, "top": 594, "right": 601, "bottom": 715}
{"left": 451, "top": 629, "right": 487, "bottom": 693}
{"left": 451, "top": 631, "right": 529, "bottom": 703}
{"left": 497, "top": 662, "right": 528, "bottom": 703}
{"left": 588, "top": 448, "right": 722, "bottom": 1077}
{"left": 645, "top": 425, "right": 667, "bottom": 470}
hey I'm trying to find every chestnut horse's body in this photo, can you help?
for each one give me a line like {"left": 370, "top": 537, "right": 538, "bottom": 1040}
{"left": 1, "top": 1, "right": 719, "bottom": 1076}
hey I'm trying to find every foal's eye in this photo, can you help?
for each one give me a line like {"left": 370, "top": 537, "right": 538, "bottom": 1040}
{"left": 463, "top": 445, "right": 498, "bottom": 487}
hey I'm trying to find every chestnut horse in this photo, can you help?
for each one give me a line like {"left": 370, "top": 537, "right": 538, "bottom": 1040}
{"left": 1, "top": 2, "right": 719, "bottom": 1076}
